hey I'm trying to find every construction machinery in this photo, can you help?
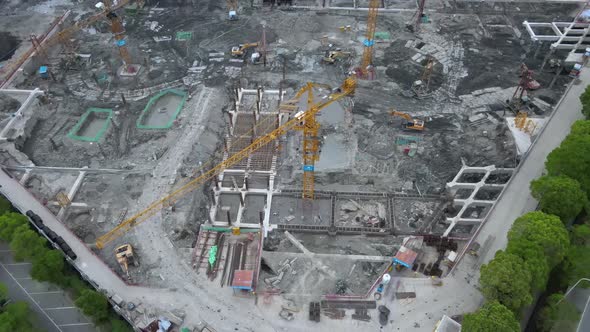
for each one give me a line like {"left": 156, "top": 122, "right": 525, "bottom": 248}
{"left": 412, "top": 56, "right": 434, "bottom": 98}
{"left": 322, "top": 50, "right": 351, "bottom": 64}
{"left": 231, "top": 43, "right": 259, "bottom": 57}
{"left": 358, "top": 0, "right": 380, "bottom": 79}
{"left": 0, "top": 0, "right": 142, "bottom": 87}
{"left": 390, "top": 110, "right": 425, "bottom": 131}
{"left": 95, "top": 77, "right": 357, "bottom": 249}
{"left": 115, "top": 244, "right": 138, "bottom": 277}
{"left": 227, "top": 0, "right": 238, "bottom": 20}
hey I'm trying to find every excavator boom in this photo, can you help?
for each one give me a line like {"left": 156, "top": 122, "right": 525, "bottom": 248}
{"left": 95, "top": 77, "right": 357, "bottom": 249}
{"left": 389, "top": 109, "right": 424, "bottom": 131}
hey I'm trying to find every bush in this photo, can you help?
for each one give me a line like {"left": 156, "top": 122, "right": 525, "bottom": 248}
{"left": 537, "top": 293, "right": 580, "bottom": 332}
{"left": 479, "top": 251, "right": 533, "bottom": 313}
{"left": 462, "top": 301, "right": 520, "bottom": 332}
{"left": 10, "top": 225, "right": 47, "bottom": 261}
{"left": 75, "top": 289, "right": 110, "bottom": 323}
{"left": 0, "top": 213, "right": 29, "bottom": 241}
{"left": 530, "top": 175, "right": 588, "bottom": 222}
{"left": 0, "top": 301, "right": 34, "bottom": 332}
{"left": 31, "top": 249, "right": 65, "bottom": 285}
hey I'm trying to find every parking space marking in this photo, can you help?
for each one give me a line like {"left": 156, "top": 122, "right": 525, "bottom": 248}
{"left": 59, "top": 323, "right": 93, "bottom": 327}
{"left": 0, "top": 263, "right": 64, "bottom": 332}
{"left": 29, "top": 291, "right": 63, "bottom": 295}
{"left": 44, "top": 306, "right": 76, "bottom": 310}
{"left": 4, "top": 262, "right": 31, "bottom": 266}
{"left": 16, "top": 277, "right": 32, "bottom": 280}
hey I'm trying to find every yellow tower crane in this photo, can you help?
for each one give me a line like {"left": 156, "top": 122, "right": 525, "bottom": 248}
{"left": 95, "top": 77, "right": 357, "bottom": 249}
{"left": 102, "top": 0, "right": 135, "bottom": 71}
{"left": 359, "top": 0, "right": 380, "bottom": 79}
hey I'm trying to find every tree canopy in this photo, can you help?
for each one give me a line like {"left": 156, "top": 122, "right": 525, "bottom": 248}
{"left": 530, "top": 175, "right": 588, "bottom": 222}
{"left": 546, "top": 122, "right": 590, "bottom": 195}
{"left": 0, "top": 196, "right": 12, "bottom": 215}
{"left": 559, "top": 245, "right": 590, "bottom": 289}
{"left": 479, "top": 251, "right": 533, "bottom": 313}
{"left": 9, "top": 225, "right": 46, "bottom": 261}
{"left": 31, "top": 249, "right": 64, "bottom": 285}
{"left": 538, "top": 293, "right": 580, "bottom": 332}
{"left": 75, "top": 289, "right": 110, "bottom": 323}
{"left": 110, "top": 318, "right": 133, "bottom": 332}
{"left": 462, "top": 301, "right": 520, "bottom": 332}
{"left": 571, "top": 223, "right": 590, "bottom": 246}
{"left": 507, "top": 211, "right": 570, "bottom": 269}
{"left": 0, "top": 301, "right": 34, "bottom": 332}
{"left": 0, "top": 213, "right": 29, "bottom": 241}
{"left": 579, "top": 86, "right": 590, "bottom": 119}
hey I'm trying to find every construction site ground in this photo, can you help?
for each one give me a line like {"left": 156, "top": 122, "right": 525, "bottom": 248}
{"left": 0, "top": 0, "right": 583, "bottom": 330}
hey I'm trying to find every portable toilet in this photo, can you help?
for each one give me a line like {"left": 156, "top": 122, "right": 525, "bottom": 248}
{"left": 39, "top": 66, "right": 48, "bottom": 79}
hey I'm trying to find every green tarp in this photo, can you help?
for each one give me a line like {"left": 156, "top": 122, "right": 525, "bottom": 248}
{"left": 176, "top": 31, "right": 193, "bottom": 41}
{"left": 209, "top": 245, "right": 218, "bottom": 267}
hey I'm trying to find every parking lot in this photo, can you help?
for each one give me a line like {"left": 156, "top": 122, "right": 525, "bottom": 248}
{"left": 0, "top": 243, "right": 96, "bottom": 332}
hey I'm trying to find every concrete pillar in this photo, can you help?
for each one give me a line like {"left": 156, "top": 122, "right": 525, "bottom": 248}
{"left": 19, "top": 169, "right": 33, "bottom": 185}
{"left": 57, "top": 168, "right": 87, "bottom": 220}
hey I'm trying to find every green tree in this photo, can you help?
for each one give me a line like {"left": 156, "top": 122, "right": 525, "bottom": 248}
{"left": 546, "top": 130, "right": 590, "bottom": 195}
{"left": 0, "top": 301, "right": 34, "bottom": 332}
{"left": 462, "top": 301, "right": 520, "bottom": 332}
{"left": 570, "top": 119, "right": 590, "bottom": 135}
{"left": 0, "top": 196, "right": 12, "bottom": 215}
{"left": 507, "top": 243, "right": 550, "bottom": 290}
{"left": 0, "top": 213, "right": 29, "bottom": 241}
{"left": 9, "top": 225, "right": 47, "bottom": 261}
{"left": 31, "top": 249, "right": 64, "bottom": 285}
{"left": 507, "top": 211, "right": 570, "bottom": 268}
{"left": 537, "top": 293, "right": 580, "bottom": 332}
{"left": 580, "top": 86, "right": 590, "bottom": 119}
{"left": 530, "top": 175, "right": 588, "bottom": 222}
{"left": 571, "top": 223, "right": 590, "bottom": 246}
{"left": 0, "top": 283, "right": 7, "bottom": 306}
{"left": 479, "top": 251, "right": 533, "bottom": 313}
{"left": 111, "top": 318, "right": 132, "bottom": 332}
{"left": 75, "top": 289, "right": 109, "bottom": 323}
{"left": 560, "top": 245, "right": 590, "bottom": 288}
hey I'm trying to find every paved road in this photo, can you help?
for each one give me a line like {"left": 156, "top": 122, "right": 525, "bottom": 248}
{"left": 0, "top": 243, "right": 95, "bottom": 332}
{"left": 472, "top": 71, "right": 586, "bottom": 265}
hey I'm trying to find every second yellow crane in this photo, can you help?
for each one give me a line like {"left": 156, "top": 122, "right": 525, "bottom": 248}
{"left": 358, "top": 0, "right": 380, "bottom": 79}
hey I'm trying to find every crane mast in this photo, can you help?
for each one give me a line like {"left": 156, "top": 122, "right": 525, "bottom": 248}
{"left": 95, "top": 77, "right": 357, "bottom": 249}
{"left": 359, "top": 0, "right": 380, "bottom": 79}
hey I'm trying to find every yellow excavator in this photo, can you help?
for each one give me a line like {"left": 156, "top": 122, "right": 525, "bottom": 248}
{"left": 231, "top": 42, "right": 258, "bottom": 57}
{"left": 390, "top": 110, "right": 425, "bottom": 131}
{"left": 115, "top": 244, "right": 138, "bottom": 277}
{"left": 322, "top": 50, "right": 351, "bottom": 64}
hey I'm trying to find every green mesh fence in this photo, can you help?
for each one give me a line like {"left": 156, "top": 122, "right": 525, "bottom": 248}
{"left": 136, "top": 89, "right": 188, "bottom": 129}
{"left": 67, "top": 108, "right": 113, "bottom": 142}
